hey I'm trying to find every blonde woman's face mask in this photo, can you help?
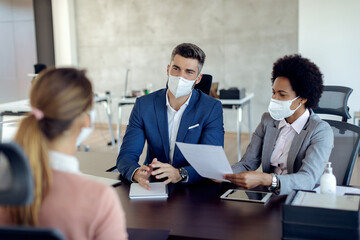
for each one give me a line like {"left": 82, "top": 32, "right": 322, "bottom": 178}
{"left": 76, "top": 109, "right": 95, "bottom": 147}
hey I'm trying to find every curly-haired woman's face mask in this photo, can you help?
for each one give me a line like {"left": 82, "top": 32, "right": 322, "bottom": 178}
{"left": 268, "top": 77, "right": 303, "bottom": 121}
{"left": 268, "top": 96, "right": 302, "bottom": 121}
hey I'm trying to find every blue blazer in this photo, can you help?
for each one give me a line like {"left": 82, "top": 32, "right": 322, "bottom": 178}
{"left": 117, "top": 88, "right": 224, "bottom": 184}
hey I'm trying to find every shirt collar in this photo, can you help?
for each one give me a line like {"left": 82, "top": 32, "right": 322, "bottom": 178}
{"left": 166, "top": 90, "right": 192, "bottom": 112}
{"left": 278, "top": 108, "right": 310, "bottom": 134}
{"left": 49, "top": 150, "right": 80, "bottom": 174}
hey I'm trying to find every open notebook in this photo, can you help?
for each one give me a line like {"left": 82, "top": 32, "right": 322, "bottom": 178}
{"left": 129, "top": 182, "right": 168, "bottom": 199}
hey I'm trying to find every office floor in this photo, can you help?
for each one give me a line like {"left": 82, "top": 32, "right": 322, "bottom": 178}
{"left": 82, "top": 124, "right": 360, "bottom": 186}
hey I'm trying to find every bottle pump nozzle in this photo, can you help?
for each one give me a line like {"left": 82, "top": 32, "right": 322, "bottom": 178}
{"left": 324, "top": 162, "right": 333, "bottom": 174}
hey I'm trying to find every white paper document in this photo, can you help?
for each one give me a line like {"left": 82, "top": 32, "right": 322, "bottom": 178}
{"left": 313, "top": 185, "right": 360, "bottom": 196}
{"left": 176, "top": 142, "right": 233, "bottom": 181}
{"left": 129, "top": 182, "right": 168, "bottom": 199}
{"left": 291, "top": 191, "right": 360, "bottom": 211}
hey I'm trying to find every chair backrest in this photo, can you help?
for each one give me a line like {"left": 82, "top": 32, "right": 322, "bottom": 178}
{"left": 34, "top": 63, "right": 47, "bottom": 74}
{"left": 313, "top": 85, "right": 353, "bottom": 122}
{"left": 324, "top": 120, "right": 360, "bottom": 185}
{"left": 194, "top": 74, "right": 212, "bottom": 95}
{"left": 0, "top": 142, "right": 66, "bottom": 240}
{"left": 0, "top": 227, "right": 65, "bottom": 240}
{"left": 0, "top": 142, "right": 33, "bottom": 205}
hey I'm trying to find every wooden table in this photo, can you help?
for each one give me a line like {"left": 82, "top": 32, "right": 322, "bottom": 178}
{"left": 120, "top": 180, "right": 284, "bottom": 240}
{"left": 76, "top": 151, "right": 285, "bottom": 240}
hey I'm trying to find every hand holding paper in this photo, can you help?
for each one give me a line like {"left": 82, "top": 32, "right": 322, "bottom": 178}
{"left": 176, "top": 142, "right": 233, "bottom": 181}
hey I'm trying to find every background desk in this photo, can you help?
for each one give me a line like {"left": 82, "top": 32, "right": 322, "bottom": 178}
{"left": 117, "top": 93, "right": 254, "bottom": 161}
{"left": 77, "top": 151, "right": 284, "bottom": 240}
{"left": 0, "top": 99, "right": 29, "bottom": 142}
{"left": 0, "top": 96, "right": 116, "bottom": 146}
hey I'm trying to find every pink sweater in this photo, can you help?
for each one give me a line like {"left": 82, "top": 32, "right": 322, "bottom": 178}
{"left": 0, "top": 170, "right": 128, "bottom": 240}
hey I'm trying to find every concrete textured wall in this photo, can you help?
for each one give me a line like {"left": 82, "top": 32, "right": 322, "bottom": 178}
{"left": 74, "top": 0, "right": 298, "bottom": 132}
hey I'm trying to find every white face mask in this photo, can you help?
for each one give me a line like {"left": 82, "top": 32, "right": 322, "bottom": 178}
{"left": 76, "top": 109, "right": 96, "bottom": 147}
{"left": 268, "top": 96, "right": 302, "bottom": 121}
{"left": 168, "top": 74, "right": 197, "bottom": 98}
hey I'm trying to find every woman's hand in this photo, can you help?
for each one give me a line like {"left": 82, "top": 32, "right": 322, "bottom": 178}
{"left": 223, "top": 171, "right": 272, "bottom": 189}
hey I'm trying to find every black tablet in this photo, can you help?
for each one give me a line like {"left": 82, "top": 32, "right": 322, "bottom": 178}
{"left": 220, "top": 189, "right": 272, "bottom": 204}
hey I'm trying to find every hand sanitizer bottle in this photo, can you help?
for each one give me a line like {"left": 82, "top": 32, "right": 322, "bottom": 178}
{"left": 320, "top": 162, "right": 336, "bottom": 194}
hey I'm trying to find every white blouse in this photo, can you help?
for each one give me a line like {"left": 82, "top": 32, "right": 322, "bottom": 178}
{"left": 49, "top": 151, "right": 80, "bottom": 174}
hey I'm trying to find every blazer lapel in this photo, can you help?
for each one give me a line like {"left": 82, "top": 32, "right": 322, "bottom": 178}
{"left": 262, "top": 120, "right": 281, "bottom": 173}
{"left": 176, "top": 90, "right": 198, "bottom": 143}
{"left": 287, "top": 130, "right": 308, "bottom": 173}
{"left": 287, "top": 118, "right": 311, "bottom": 173}
{"left": 154, "top": 90, "right": 170, "bottom": 162}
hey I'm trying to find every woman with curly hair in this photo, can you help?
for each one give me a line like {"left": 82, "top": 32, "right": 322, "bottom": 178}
{"left": 224, "top": 54, "right": 334, "bottom": 195}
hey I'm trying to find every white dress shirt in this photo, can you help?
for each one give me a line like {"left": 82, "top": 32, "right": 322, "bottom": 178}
{"left": 49, "top": 150, "right": 80, "bottom": 174}
{"left": 270, "top": 109, "right": 310, "bottom": 175}
{"left": 129, "top": 92, "right": 192, "bottom": 182}
{"left": 166, "top": 91, "right": 192, "bottom": 164}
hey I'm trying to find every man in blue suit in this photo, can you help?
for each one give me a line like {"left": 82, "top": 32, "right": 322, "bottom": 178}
{"left": 117, "top": 43, "right": 224, "bottom": 189}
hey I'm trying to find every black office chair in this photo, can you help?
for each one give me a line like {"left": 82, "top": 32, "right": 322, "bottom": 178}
{"left": 0, "top": 142, "right": 33, "bottom": 205}
{"left": 194, "top": 74, "right": 212, "bottom": 95}
{"left": 324, "top": 120, "right": 360, "bottom": 185}
{"left": 313, "top": 85, "right": 353, "bottom": 122}
{"left": 0, "top": 142, "right": 66, "bottom": 240}
{"left": 34, "top": 63, "right": 47, "bottom": 74}
{"left": 313, "top": 85, "right": 360, "bottom": 185}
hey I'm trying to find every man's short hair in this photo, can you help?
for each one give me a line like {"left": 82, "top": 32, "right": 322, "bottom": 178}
{"left": 170, "top": 43, "right": 206, "bottom": 73}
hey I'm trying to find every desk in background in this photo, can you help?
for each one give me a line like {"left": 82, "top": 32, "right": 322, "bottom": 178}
{"left": 94, "top": 95, "right": 116, "bottom": 147}
{"left": 117, "top": 93, "right": 254, "bottom": 161}
{"left": 0, "top": 96, "right": 116, "bottom": 146}
{"left": 0, "top": 99, "right": 29, "bottom": 142}
{"left": 354, "top": 111, "right": 360, "bottom": 126}
{"left": 77, "top": 151, "right": 284, "bottom": 240}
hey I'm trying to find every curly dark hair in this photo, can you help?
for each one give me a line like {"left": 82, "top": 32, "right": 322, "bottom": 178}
{"left": 271, "top": 54, "right": 324, "bottom": 109}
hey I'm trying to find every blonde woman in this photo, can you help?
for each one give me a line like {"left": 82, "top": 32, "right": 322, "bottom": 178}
{"left": 0, "top": 68, "right": 128, "bottom": 240}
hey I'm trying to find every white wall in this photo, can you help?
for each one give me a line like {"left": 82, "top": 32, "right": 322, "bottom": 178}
{"left": 0, "top": 0, "right": 36, "bottom": 103}
{"left": 299, "top": 0, "right": 360, "bottom": 119}
{"left": 51, "top": 0, "right": 78, "bottom": 66}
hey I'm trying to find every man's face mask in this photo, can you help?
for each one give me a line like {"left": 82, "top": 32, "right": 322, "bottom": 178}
{"left": 167, "top": 74, "right": 198, "bottom": 98}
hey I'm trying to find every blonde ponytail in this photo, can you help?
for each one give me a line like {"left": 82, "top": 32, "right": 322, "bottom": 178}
{"left": 8, "top": 114, "right": 52, "bottom": 225}
{"left": 6, "top": 67, "right": 93, "bottom": 226}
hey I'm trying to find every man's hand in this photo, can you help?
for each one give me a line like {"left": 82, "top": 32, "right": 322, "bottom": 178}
{"left": 223, "top": 171, "right": 272, "bottom": 189}
{"left": 133, "top": 164, "right": 153, "bottom": 190}
{"left": 150, "top": 158, "right": 182, "bottom": 184}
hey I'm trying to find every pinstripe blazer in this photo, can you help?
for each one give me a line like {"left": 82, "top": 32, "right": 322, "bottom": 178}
{"left": 232, "top": 110, "right": 334, "bottom": 195}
